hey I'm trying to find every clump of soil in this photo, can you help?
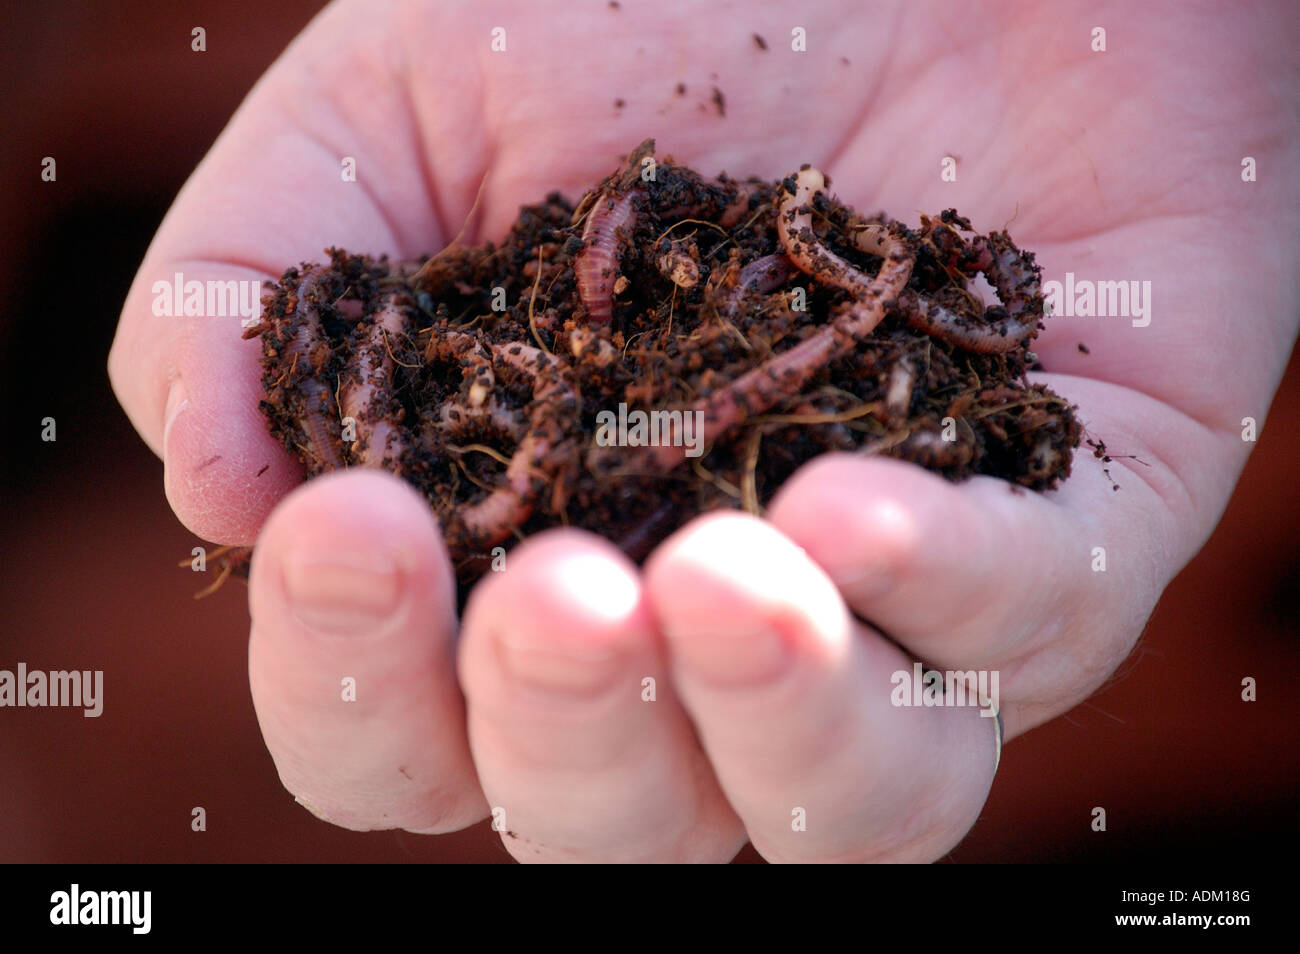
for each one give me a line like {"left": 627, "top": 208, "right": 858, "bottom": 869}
{"left": 237, "top": 139, "right": 1080, "bottom": 596}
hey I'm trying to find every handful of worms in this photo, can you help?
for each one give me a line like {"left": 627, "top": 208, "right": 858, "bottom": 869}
{"left": 237, "top": 139, "right": 1080, "bottom": 593}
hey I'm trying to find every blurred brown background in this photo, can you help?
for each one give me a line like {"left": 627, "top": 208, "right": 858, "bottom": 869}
{"left": 2, "top": 1, "right": 1295, "bottom": 864}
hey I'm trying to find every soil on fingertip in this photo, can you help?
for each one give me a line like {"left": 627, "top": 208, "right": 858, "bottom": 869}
{"left": 235, "top": 139, "right": 1081, "bottom": 599}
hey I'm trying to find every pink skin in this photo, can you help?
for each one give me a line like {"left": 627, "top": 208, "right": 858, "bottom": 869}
{"left": 109, "top": 1, "right": 1297, "bottom": 862}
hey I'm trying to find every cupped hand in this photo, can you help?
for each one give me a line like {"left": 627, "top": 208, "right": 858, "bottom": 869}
{"left": 109, "top": 0, "right": 1298, "bottom": 861}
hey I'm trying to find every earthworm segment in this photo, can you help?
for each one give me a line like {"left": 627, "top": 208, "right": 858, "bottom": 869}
{"left": 232, "top": 140, "right": 1079, "bottom": 595}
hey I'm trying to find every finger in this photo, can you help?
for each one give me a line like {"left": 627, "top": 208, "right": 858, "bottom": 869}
{"left": 458, "top": 531, "right": 745, "bottom": 862}
{"left": 248, "top": 468, "right": 485, "bottom": 833}
{"left": 767, "top": 454, "right": 1061, "bottom": 651}
{"left": 108, "top": 2, "right": 462, "bottom": 543}
{"left": 644, "top": 513, "right": 1000, "bottom": 863}
{"left": 151, "top": 298, "right": 306, "bottom": 544}
{"left": 771, "top": 439, "right": 1193, "bottom": 738}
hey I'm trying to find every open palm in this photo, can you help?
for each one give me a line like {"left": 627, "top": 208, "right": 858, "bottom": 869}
{"left": 110, "top": 0, "right": 1298, "bottom": 861}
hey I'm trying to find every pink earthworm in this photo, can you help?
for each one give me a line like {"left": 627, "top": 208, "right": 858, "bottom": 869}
{"left": 737, "top": 252, "right": 798, "bottom": 289}
{"left": 426, "top": 331, "right": 524, "bottom": 439}
{"left": 594, "top": 168, "right": 915, "bottom": 475}
{"left": 441, "top": 342, "right": 579, "bottom": 553}
{"left": 896, "top": 291, "right": 1038, "bottom": 353}
{"left": 574, "top": 189, "right": 640, "bottom": 325}
{"left": 781, "top": 178, "right": 1040, "bottom": 354}
{"left": 722, "top": 252, "right": 798, "bottom": 318}
{"left": 776, "top": 169, "right": 914, "bottom": 300}
{"left": 286, "top": 271, "right": 345, "bottom": 472}
{"left": 897, "top": 224, "right": 1043, "bottom": 353}
{"left": 718, "top": 183, "right": 761, "bottom": 227}
{"left": 894, "top": 214, "right": 1045, "bottom": 353}
{"left": 340, "top": 294, "right": 411, "bottom": 469}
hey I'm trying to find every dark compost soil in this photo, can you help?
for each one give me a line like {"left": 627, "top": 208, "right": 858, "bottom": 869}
{"left": 231, "top": 140, "right": 1081, "bottom": 598}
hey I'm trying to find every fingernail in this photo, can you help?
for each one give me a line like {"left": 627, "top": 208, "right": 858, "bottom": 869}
{"left": 282, "top": 548, "right": 406, "bottom": 634}
{"left": 664, "top": 622, "right": 792, "bottom": 686}
{"left": 163, "top": 377, "right": 189, "bottom": 451}
{"left": 497, "top": 635, "right": 623, "bottom": 695}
